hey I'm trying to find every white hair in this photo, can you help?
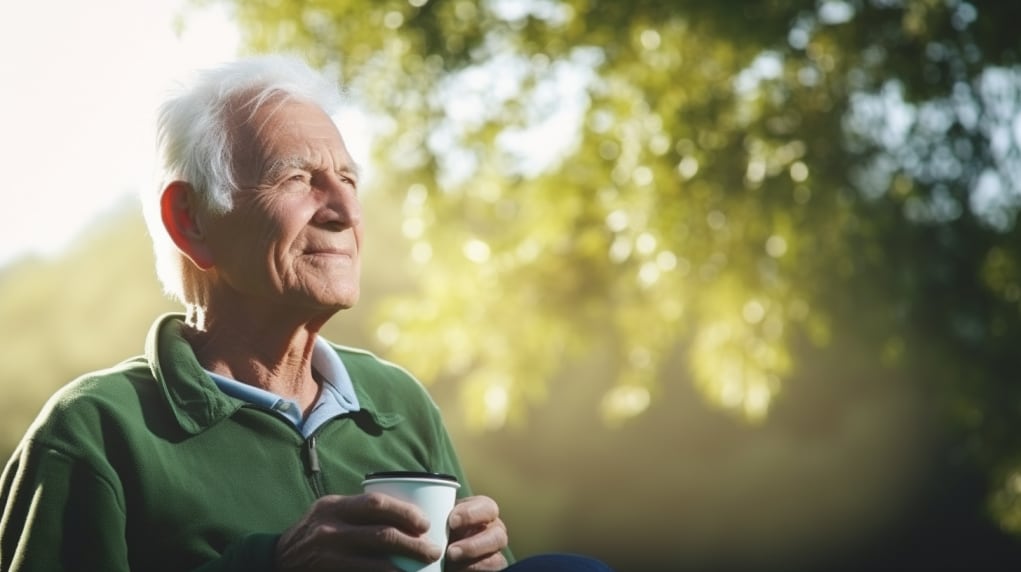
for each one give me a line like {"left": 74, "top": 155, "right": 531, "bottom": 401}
{"left": 143, "top": 54, "right": 344, "bottom": 306}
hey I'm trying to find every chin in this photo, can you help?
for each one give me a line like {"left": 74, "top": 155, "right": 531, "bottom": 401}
{"left": 329, "top": 291, "right": 360, "bottom": 310}
{"left": 334, "top": 298, "right": 358, "bottom": 311}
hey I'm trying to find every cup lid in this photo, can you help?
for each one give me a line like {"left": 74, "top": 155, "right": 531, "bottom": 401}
{"left": 364, "top": 471, "right": 459, "bottom": 482}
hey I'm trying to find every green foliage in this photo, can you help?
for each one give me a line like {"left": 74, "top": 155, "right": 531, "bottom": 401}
{"left": 202, "top": 0, "right": 1021, "bottom": 564}
{"left": 5, "top": 0, "right": 1021, "bottom": 567}
{"left": 208, "top": 0, "right": 1018, "bottom": 426}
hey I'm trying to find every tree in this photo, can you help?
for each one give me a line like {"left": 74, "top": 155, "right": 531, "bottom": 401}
{"left": 200, "top": 0, "right": 1021, "bottom": 567}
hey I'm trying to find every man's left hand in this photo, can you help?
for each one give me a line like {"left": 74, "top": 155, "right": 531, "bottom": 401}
{"left": 445, "top": 495, "right": 509, "bottom": 571}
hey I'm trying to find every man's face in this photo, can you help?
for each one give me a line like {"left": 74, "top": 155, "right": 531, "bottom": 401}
{"left": 200, "top": 97, "right": 363, "bottom": 317}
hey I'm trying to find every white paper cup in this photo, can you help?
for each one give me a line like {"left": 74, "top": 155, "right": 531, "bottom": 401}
{"left": 362, "top": 471, "right": 461, "bottom": 572}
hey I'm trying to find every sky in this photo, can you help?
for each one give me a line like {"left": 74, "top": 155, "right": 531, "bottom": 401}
{"left": 0, "top": 0, "right": 241, "bottom": 268}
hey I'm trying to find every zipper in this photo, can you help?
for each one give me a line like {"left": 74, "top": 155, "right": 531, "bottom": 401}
{"left": 303, "top": 435, "right": 326, "bottom": 498}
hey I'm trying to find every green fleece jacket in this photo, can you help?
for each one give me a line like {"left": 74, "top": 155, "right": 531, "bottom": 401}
{"left": 0, "top": 314, "right": 472, "bottom": 572}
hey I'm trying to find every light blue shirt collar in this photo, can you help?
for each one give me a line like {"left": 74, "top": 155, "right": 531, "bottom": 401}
{"left": 205, "top": 337, "right": 360, "bottom": 437}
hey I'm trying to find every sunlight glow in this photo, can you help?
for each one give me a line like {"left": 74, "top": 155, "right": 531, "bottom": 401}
{"left": 482, "top": 384, "right": 509, "bottom": 429}
{"left": 609, "top": 236, "right": 632, "bottom": 263}
{"left": 691, "top": 289, "right": 792, "bottom": 423}
{"left": 411, "top": 242, "right": 433, "bottom": 264}
{"left": 402, "top": 218, "right": 426, "bottom": 239}
{"left": 601, "top": 384, "right": 651, "bottom": 423}
{"left": 606, "top": 209, "right": 630, "bottom": 232}
{"left": 375, "top": 322, "right": 400, "bottom": 347}
{"left": 463, "top": 238, "right": 492, "bottom": 263}
{"left": 765, "top": 235, "right": 789, "bottom": 257}
{"left": 638, "top": 262, "right": 660, "bottom": 287}
{"left": 677, "top": 156, "right": 699, "bottom": 179}
{"left": 0, "top": 0, "right": 240, "bottom": 267}
{"left": 635, "top": 232, "right": 657, "bottom": 255}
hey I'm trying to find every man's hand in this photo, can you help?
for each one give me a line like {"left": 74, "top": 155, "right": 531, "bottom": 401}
{"left": 444, "top": 496, "right": 509, "bottom": 572}
{"left": 275, "top": 493, "right": 443, "bottom": 571}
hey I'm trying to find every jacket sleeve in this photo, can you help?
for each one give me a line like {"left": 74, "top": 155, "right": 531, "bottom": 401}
{"left": 0, "top": 444, "right": 129, "bottom": 572}
{"left": 0, "top": 444, "right": 279, "bottom": 572}
{"left": 428, "top": 408, "right": 472, "bottom": 497}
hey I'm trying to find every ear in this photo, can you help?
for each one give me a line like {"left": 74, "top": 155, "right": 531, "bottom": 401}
{"left": 160, "top": 181, "right": 215, "bottom": 270}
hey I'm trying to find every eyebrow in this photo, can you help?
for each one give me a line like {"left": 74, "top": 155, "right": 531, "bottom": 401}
{"left": 263, "top": 155, "right": 362, "bottom": 184}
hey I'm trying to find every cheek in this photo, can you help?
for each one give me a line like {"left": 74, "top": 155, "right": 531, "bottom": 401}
{"left": 262, "top": 205, "right": 313, "bottom": 249}
{"left": 224, "top": 216, "right": 298, "bottom": 277}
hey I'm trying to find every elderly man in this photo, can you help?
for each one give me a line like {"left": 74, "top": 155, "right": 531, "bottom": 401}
{"left": 0, "top": 56, "right": 610, "bottom": 572}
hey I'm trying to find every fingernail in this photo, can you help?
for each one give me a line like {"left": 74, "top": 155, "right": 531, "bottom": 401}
{"left": 447, "top": 514, "right": 461, "bottom": 529}
{"left": 446, "top": 545, "right": 462, "bottom": 560}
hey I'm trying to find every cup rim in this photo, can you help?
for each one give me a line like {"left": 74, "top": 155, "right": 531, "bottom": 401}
{"left": 363, "top": 471, "right": 459, "bottom": 482}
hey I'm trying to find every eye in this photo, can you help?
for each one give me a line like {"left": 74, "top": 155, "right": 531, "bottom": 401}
{"left": 284, "top": 172, "right": 311, "bottom": 187}
{"left": 337, "top": 172, "right": 358, "bottom": 189}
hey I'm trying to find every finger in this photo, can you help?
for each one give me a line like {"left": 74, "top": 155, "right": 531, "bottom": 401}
{"left": 330, "top": 493, "right": 432, "bottom": 533}
{"left": 445, "top": 519, "right": 508, "bottom": 563}
{"left": 277, "top": 519, "right": 424, "bottom": 572}
{"left": 296, "top": 519, "right": 442, "bottom": 564}
{"left": 277, "top": 496, "right": 440, "bottom": 572}
{"left": 342, "top": 523, "right": 444, "bottom": 563}
{"left": 448, "top": 496, "right": 500, "bottom": 531}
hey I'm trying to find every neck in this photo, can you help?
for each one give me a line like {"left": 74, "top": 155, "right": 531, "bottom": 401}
{"left": 184, "top": 304, "right": 329, "bottom": 410}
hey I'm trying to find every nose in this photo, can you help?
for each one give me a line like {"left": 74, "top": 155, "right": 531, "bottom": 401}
{"left": 312, "top": 172, "right": 361, "bottom": 229}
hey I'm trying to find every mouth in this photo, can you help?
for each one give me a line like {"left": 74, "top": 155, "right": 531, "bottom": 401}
{"left": 304, "top": 242, "right": 353, "bottom": 253}
{"left": 303, "top": 247, "right": 356, "bottom": 260}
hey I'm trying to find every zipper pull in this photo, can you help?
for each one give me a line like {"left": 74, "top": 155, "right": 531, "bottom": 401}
{"left": 305, "top": 435, "right": 321, "bottom": 476}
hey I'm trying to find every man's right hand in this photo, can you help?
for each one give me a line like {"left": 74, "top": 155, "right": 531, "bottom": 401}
{"left": 275, "top": 493, "right": 443, "bottom": 571}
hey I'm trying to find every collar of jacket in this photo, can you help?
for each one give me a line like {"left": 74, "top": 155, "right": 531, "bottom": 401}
{"left": 143, "top": 313, "right": 400, "bottom": 435}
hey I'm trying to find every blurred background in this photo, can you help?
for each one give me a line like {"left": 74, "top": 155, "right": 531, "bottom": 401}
{"left": 3, "top": 0, "right": 1021, "bottom": 570}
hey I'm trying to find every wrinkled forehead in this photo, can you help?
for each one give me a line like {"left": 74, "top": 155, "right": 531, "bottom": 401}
{"left": 223, "top": 92, "right": 351, "bottom": 182}
{"left": 225, "top": 90, "right": 330, "bottom": 145}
